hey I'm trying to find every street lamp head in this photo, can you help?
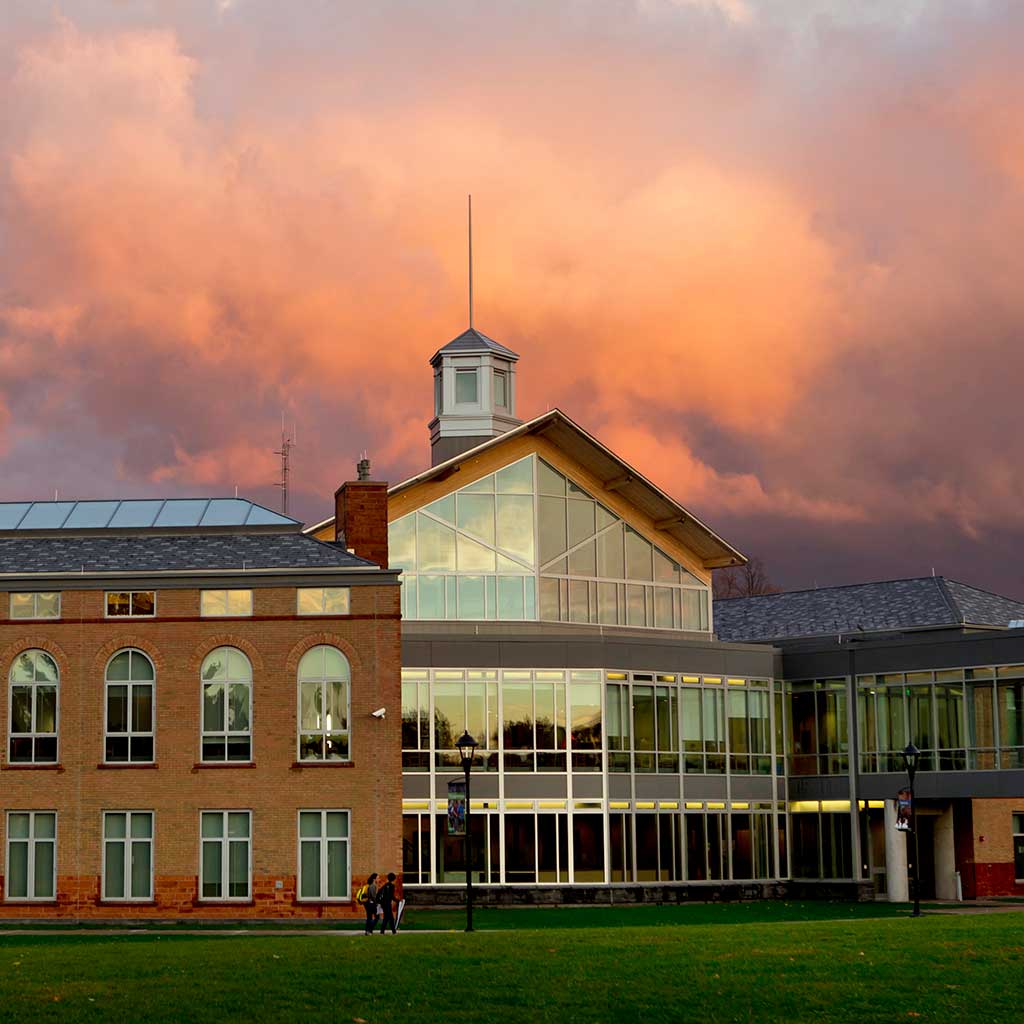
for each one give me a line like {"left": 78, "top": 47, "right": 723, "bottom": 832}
{"left": 901, "top": 742, "right": 921, "bottom": 777}
{"left": 456, "top": 730, "right": 479, "bottom": 768}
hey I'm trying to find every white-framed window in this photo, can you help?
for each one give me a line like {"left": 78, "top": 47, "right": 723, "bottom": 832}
{"left": 102, "top": 811, "right": 153, "bottom": 901}
{"left": 8, "top": 650, "right": 59, "bottom": 764}
{"left": 201, "top": 647, "right": 253, "bottom": 762}
{"left": 9, "top": 593, "right": 60, "bottom": 620}
{"left": 200, "top": 810, "right": 251, "bottom": 900}
{"left": 493, "top": 369, "right": 508, "bottom": 409}
{"left": 298, "top": 810, "right": 351, "bottom": 900}
{"left": 298, "top": 646, "right": 351, "bottom": 761}
{"left": 296, "top": 587, "right": 350, "bottom": 616}
{"left": 200, "top": 590, "right": 253, "bottom": 617}
{"left": 105, "top": 591, "right": 155, "bottom": 618}
{"left": 104, "top": 649, "right": 155, "bottom": 763}
{"left": 5, "top": 811, "right": 56, "bottom": 901}
{"left": 455, "top": 368, "right": 478, "bottom": 404}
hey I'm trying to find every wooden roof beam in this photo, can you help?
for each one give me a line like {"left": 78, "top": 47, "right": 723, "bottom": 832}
{"left": 604, "top": 473, "right": 632, "bottom": 492}
{"left": 654, "top": 515, "right": 685, "bottom": 530}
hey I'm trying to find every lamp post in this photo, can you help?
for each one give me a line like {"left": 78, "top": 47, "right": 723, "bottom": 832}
{"left": 901, "top": 742, "right": 922, "bottom": 918}
{"left": 456, "top": 730, "right": 479, "bottom": 933}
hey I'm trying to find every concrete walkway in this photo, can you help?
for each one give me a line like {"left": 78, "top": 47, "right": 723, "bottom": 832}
{"left": 0, "top": 928, "right": 448, "bottom": 937}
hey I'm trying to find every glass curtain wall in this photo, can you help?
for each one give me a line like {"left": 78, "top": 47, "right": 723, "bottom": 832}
{"left": 788, "top": 679, "right": 849, "bottom": 776}
{"left": 857, "top": 670, "right": 969, "bottom": 771}
{"left": 390, "top": 455, "right": 711, "bottom": 631}
{"left": 400, "top": 667, "right": 784, "bottom": 886}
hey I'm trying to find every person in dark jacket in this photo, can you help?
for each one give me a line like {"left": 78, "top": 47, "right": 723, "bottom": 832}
{"left": 378, "top": 873, "right": 398, "bottom": 935}
{"left": 361, "top": 873, "right": 379, "bottom": 935}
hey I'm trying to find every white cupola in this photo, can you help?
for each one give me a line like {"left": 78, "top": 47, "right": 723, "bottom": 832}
{"left": 427, "top": 328, "right": 521, "bottom": 466}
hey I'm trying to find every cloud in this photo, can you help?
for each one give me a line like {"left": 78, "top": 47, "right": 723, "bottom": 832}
{"left": 0, "top": 2, "right": 1023, "bottom": 597}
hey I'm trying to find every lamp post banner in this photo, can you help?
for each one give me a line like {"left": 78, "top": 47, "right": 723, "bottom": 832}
{"left": 895, "top": 788, "right": 912, "bottom": 831}
{"left": 447, "top": 779, "right": 466, "bottom": 836}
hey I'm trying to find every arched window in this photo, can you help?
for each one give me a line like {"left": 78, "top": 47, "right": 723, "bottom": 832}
{"left": 8, "top": 650, "right": 59, "bottom": 764}
{"left": 201, "top": 647, "right": 253, "bottom": 762}
{"left": 105, "top": 649, "right": 155, "bottom": 763}
{"left": 298, "top": 646, "right": 350, "bottom": 761}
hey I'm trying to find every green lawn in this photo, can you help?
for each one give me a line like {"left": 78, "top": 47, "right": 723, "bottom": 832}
{"left": 2, "top": 910, "right": 1022, "bottom": 1023}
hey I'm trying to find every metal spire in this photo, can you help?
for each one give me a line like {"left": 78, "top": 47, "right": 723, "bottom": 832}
{"left": 468, "top": 194, "right": 473, "bottom": 329}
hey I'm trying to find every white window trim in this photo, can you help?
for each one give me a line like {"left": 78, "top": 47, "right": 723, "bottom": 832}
{"left": 101, "top": 811, "right": 154, "bottom": 902}
{"left": 296, "top": 809, "right": 352, "bottom": 902}
{"left": 200, "top": 648, "right": 254, "bottom": 764}
{"left": 199, "top": 810, "right": 252, "bottom": 902}
{"left": 104, "top": 591, "right": 157, "bottom": 619}
{"left": 7, "top": 650, "right": 60, "bottom": 765}
{"left": 296, "top": 647, "right": 352, "bottom": 763}
{"left": 9, "top": 592, "right": 61, "bottom": 620}
{"left": 296, "top": 587, "right": 351, "bottom": 616}
{"left": 4, "top": 811, "right": 57, "bottom": 902}
{"left": 200, "top": 589, "right": 254, "bottom": 618}
{"left": 103, "top": 649, "right": 156, "bottom": 765}
{"left": 454, "top": 367, "right": 479, "bottom": 406}
{"left": 493, "top": 369, "right": 508, "bottom": 409}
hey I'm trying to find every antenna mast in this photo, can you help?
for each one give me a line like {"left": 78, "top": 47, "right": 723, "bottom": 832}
{"left": 468, "top": 193, "right": 473, "bottom": 329}
{"left": 274, "top": 418, "right": 296, "bottom": 515}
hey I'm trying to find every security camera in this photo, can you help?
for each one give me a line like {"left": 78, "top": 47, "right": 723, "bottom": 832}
{"left": 371, "top": 707, "right": 386, "bottom": 719}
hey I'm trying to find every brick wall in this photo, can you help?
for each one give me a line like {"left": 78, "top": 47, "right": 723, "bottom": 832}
{"left": 334, "top": 482, "right": 389, "bottom": 568}
{"left": 0, "top": 582, "right": 401, "bottom": 919}
{"left": 969, "top": 797, "right": 1024, "bottom": 899}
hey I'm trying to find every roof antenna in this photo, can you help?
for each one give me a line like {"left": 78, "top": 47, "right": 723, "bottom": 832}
{"left": 234, "top": 485, "right": 239, "bottom": 498}
{"left": 468, "top": 193, "right": 474, "bottom": 330}
{"left": 274, "top": 414, "right": 296, "bottom": 515}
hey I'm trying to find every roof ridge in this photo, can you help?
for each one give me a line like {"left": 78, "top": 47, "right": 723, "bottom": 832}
{"left": 713, "top": 575, "right": 955, "bottom": 603}
{"left": 943, "top": 577, "right": 1024, "bottom": 607}
{"left": 933, "top": 577, "right": 964, "bottom": 624}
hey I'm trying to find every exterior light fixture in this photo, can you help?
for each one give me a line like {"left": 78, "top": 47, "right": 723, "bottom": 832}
{"left": 455, "top": 730, "right": 479, "bottom": 932}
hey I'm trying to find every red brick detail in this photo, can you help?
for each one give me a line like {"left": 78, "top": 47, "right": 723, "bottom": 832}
{"left": 972, "top": 862, "right": 1024, "bottom": 898}
{"left": 188, "top": 635, "right": 266, "bottom": 676}
{"left": 334, "top": 481, "right": 389, "bottom": 568}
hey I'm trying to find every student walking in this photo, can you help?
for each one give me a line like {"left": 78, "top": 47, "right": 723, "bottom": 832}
{"left": 358, "top": 873, "right": 379, "bottom": 935}
{"left": 378, "top": 872, "right": 398, "bottom": 935}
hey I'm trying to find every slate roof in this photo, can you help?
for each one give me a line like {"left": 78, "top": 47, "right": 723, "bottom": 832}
{"left": 0, "top": 533, "right": 376, "bottom": 576}
{"left": 430, "top": 327, "right": 519, "bottom": 362}
{"left": 713, "top": 577, "right": 1024, "bottom": 644}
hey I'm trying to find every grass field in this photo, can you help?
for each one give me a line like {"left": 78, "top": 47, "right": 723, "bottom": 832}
{"left": 2, "top": 906, "right": 1022, "bottom": 1023}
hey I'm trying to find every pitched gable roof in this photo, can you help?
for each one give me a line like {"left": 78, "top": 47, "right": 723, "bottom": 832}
{"left": 307, "top": 408, "right": 746, "bottom": 570}
{"left": 713, "top": 576, "right": 1024, "bottom": 643}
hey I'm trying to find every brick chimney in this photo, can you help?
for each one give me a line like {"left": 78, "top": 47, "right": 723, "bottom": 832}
{"left": 334, "top": 459, "right": 389, "bottom": 568}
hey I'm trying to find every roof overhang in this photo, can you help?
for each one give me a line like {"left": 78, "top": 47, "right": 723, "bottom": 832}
{"left": 308, "top": 409, "right": 746, "bottom": 570}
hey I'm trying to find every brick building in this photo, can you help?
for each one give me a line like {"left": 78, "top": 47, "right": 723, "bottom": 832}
{"left": 0, "top": 492, "right": 400, "bottom": 919}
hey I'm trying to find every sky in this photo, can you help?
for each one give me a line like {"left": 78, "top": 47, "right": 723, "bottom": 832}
{"left": 1, "top": 1, "right": 1023, "bottom": 598}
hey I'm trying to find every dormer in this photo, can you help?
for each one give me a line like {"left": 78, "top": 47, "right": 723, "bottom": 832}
{"left": 427, "top": 328, "right": 522, "bottom": 465}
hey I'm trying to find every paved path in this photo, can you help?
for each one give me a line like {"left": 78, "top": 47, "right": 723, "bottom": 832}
{"left": 0, "top": 928, "right": 449, "bottom": 937}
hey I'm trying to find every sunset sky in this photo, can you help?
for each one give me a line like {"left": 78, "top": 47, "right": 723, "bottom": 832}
{"left": 2, "top": 1, "right": 1023, "bottom": 598}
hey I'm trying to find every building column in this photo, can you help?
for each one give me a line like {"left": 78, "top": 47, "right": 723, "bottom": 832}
{"left": 935, "top": 806, "right": 957, "bottom": 900}
{"left": 883, "top": 799, "right": 909, "bottom": 903}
